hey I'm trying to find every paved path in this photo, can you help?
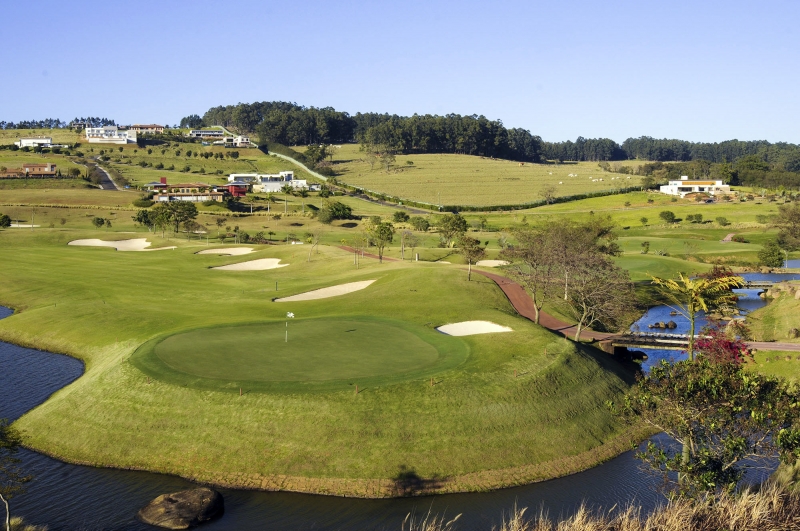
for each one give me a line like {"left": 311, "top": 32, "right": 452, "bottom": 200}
{"left": 747, "top": 341, "right": 800, "bottom": 352}
{"left": 721, "top": 233, "right": 736, "bottom": 242}
{"left": 471, "top": 270, "right": 614, "bottom": 341}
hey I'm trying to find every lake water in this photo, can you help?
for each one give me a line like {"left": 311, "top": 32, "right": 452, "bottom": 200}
{"left": 4, "top": 270, "right": 793, "bottom": 530}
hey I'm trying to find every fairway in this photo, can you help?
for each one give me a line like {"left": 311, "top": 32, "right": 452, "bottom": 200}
{"left": 134, "top": 317, "right": 470, "bottom": 391}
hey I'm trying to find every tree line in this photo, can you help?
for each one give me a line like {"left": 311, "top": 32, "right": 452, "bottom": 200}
{"left": 0, "top": 117, "right": 116, "bottom": 129}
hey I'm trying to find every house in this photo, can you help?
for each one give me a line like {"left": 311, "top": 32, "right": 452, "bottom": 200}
{"left": 217, "top": 182, "right": 251, "bottom": 197}
{"left": 129, "top": 124, "right": 164, "bottom": 134}
{"left": 227, "top": 171, "right": 307, "bottom": 193}
{"left": 659, "top": 176, "right": 731, "bottom": 198}
{"left": 14, "top": 137, "right": 52, "bottom": 148}
{"left": 23, "top": 163, "right": 58, "bottom": 177}
{"left": 188, "top": 129, "right": 224, "bottom": 139}
{"left": 152, "top": 182, "right": 224, "bottom": 202}
{"left": 214, "top": 135, "right": 252, "bottom": 148}
{"left": 85, "top": 126, "right": 137, "bottom": 144}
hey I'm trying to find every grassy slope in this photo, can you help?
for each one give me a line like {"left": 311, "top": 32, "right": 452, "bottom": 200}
{"left": 0, "top": 228, "right": 638, "bottom": 496}
{"left": 748, "top": 287, "right": 800, "bottom": 342}
{"left": 323, "top": 144, "right": 645, "bottom": 207}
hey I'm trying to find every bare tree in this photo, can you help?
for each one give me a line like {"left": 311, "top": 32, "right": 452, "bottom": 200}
{"left": 400, "top": 230, "right": 419, "bottom": 260}
{"left": 501, "top": 227, "right": 557, "bottom": 324}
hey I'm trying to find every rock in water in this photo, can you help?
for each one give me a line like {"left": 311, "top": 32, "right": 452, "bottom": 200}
{"left": 137, "top": 487, "right": 224, "bottom": 529}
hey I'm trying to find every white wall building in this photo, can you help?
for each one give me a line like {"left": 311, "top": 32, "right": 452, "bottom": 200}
{"left": 85, "top": 126, "right": 137, "bottom": 144}
{"left": 659, "top": 176, "right": 731, "bottom": 198}
{"left": 14, "top": 137, "right": 52, "bottom": 148}
{"left": 214, "top": 135, "right": 252, "bottom": 148}
{"left": 188, "top": 129, "right": 224, "bottom": 138}
{"left": 228, "top": 171, "right": 307, "bottom": 193}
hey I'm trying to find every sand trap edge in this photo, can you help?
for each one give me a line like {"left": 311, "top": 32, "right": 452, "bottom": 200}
{"left": 274, "top": 280, "right": 377, "bottom": 302}
{"left": 436, "top": 321, "right": 513, "bottom": 336}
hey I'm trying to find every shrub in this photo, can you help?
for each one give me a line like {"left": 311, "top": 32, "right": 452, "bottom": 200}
{"left": 132, "top": 198, "right": 154, "bottom": 208}
{"left": 716, "top": 217, "right": 730, "bottom": 226}
{"left": 732, "top": 235, "right": 749, "bottom": 243}
{"left": 392, "top": 211, "right": 410, "bottom": 223}
{"left": 659, "top": 210, "right": 676, "bottom": 223}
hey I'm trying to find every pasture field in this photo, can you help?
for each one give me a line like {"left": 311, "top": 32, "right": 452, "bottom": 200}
{"left": 301, "top": 144, "right": 646, "bottom": 207}
{"left": 0, "top": 228, "right": 640, "bottom": 496}
{"left": 0, "top": 150, "right": 86, "bottom": 175}
{"left": 0, "top": 127, "right": 82, "bottom": 145}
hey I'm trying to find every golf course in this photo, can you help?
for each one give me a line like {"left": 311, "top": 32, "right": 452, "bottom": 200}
{"left": 1, "top": 129, "right": 798, "bottom": 498}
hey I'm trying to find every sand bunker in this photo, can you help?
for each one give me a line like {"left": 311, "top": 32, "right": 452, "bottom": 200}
{"left": 274, "top": 280, "right": 376, "bottom": 302}
{"left": 212, "top": 258, "right": 288, "bottom": 271}
{"left": 68, "top": 238, "right": 176, "bottom": 252}
{"left": 476, "top": 260, "right": 509, "bottom": 267}
{"left": 10, "top": 224, "right": 41, "bottom": 228}
{"left": 436, "top": 321, "right": 513, "bottom": 336}
{"left": 197, "top": 247, "right": 254, "bottom": 256}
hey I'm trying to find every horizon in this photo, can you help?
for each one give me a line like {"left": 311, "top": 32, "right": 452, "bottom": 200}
{"left": 4, "top": 0, "right": 799, "bottom": 144}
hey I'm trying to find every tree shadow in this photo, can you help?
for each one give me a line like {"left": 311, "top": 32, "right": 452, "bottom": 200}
{"left": 392, "top": 465, "right": 444, "bottom": 496}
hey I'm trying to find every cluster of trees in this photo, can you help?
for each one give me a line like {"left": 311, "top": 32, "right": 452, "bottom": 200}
{"left": 0, "top": 117, "right": 117, "bottom": 129}
{"left": 132, "top": 202, "right": 199, "bottom": 237}
{"left": 501, "top": 215, "right": 634, "bottom": 339}
{"left": 543, "top": 136, "right": 800, "bottom": 165}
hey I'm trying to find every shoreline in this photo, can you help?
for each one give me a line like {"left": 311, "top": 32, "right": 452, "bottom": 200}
{"left": 1, "top": 300, "right": 650, "bottom": 499}
{"left": 22, "top": 425, "right": 653, "bottom": 498}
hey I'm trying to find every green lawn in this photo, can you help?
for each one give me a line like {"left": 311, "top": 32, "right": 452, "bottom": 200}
{"left": 0, "top": 227, "right": 639, "bottom": 496}
{"left": 134, "top": 317, "right": 469, "bottom": 391}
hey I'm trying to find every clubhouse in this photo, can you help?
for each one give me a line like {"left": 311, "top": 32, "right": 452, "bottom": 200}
{"left": 659, "top": 176, "right": 731, "bottom": 198}
{"left": 129, "top": 124, "right": 165, "bottom": 134}
{"left": 228, "top": 171, "right": 307, "bottom": 193}
{"left": 14, "top": 137, "right": 53, "bottom": 148}
{"left": 85, "top": 126, "right": 137, "bottom": 144}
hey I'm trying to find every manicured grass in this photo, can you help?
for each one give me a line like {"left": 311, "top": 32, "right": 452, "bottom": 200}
{"left": 134, "top": 317, "right": 469, "bottom": 392}
{"left": 0, "top": 128, "right": 82, "bottom": 145}
{"left": 0, "top": 227, "right": 638, "bottom": 495}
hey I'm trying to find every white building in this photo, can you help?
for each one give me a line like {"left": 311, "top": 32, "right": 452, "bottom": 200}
{"left": 188, "top": 129, "right": 224, "bottom": 138}
{"left": 214, "top": 135, "right": 252, "bottom": 148}
{"left": 228, "top": 171, "right": 307, "bottom": 193}
{"left": 14, "top": 137, "right": 52, "bottom": 148}
{"left": 659, "top": 176, "right": 731, "bottom": 198}
{"left": 85, "top": 126, "right": 137, "bottom": 144}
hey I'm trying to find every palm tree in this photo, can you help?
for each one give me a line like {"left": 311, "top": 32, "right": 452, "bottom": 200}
{"left": 650, "top": 273, "right": 744, "bottom": 360}
{"left": 280, "top": 184, "right": 293, "bottom": 215}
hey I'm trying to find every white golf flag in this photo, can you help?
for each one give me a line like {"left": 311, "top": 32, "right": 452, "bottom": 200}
{"left": 287, "top": 312, "right": 295, "bottom": 318}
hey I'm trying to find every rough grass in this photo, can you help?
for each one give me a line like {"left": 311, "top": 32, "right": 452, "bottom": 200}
{"left": 1, "top": 228, "right": 638, "bottom": 496}
{"left": 328, "top": 145, "right": 645, "bottom": 207}
{"left": 748, "top": 288, "right": 800, "bottom": 342}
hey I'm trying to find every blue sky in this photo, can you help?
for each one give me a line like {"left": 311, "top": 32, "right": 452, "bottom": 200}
{"left": 3, "top": 0, "right": 799, "bottom": 143}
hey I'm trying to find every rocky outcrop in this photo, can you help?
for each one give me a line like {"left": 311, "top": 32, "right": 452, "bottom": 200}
{"left": 137, "top": 487, "right": 224, "bottom": 529}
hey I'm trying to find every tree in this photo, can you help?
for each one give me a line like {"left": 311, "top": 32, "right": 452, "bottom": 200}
{"left": 380, "top": 150, "right": 396, "bottom": 171}
{"left": 215, "top": 217, "right": 226, "bottom": 235}
{"left": 392, "top": 211, "right": 410, "bottom": 223}
{"left": 0, "top": 215, "right": 10, "bottom": 229}
{"left": 619, "top": 357, "right": 800, "bottom": 499}
{"left": 409, "top": 216, "right": 430, "bottom": 232}
{"left": 168, "top": 202, "right": 198, "bottom": 234}
{"left": 1, "top": 419, "right": 33, "bottom": 531}
{"left": 774, "top": 203, "right": 800, "bottom": 250}
{"left": 501, "top": 226, "right": 557, "bottom": 324}
{"left": 437, "top": 214, "right": 467, "bottom": 247}
{"left": 558, "top": 253, "right": 635, "bottom": 340}
{"left": 183, "top": 220, "right": 204, "bottom": 240}
{"left": 694, "top": 324, "right": 752, "bottom": 365}
{"left": 132, "top": 210, "right": 154, "bottom": 231}
{"left": 400, "top": 230, "right": 418, "bottom": 260}
{"left": 650, "top": 273, "right": 744, "bottom": 359}
{"left": 457, "top": 235, "right": 486, "bottom": 281}
{"left": 280, "top": 183, "right": 293, "bottom": 214}
{"left": 367, "top": 221, "right": 394, "bottom": 263}
{"left": 659, "top": 210, "right": 676, "bottom": 223}
{"left": 759, "top": 239, "right": 785, "bottom": 267}
{"left": 317, "top": 201, "right": 352, "bottom": 224}
{"left": 92, "top": 216, "right": 105, "bottom": 229}
{"left": 539, "top": 184, "right": 557, "bottom": 205}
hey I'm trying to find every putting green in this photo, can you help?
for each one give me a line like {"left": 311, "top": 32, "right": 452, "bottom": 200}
{"left": 131, "top": 317, "right": 470, "bottom": 392}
